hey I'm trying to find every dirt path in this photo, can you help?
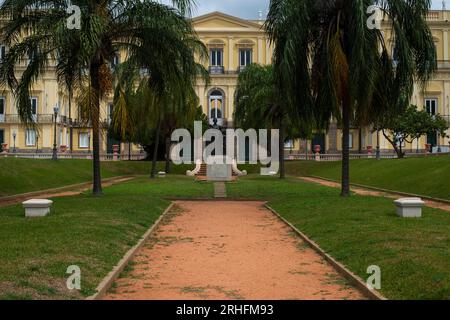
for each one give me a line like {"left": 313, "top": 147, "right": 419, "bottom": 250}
{"left": 103, "top": 201, "right": 365, "bottom": 300}
{"left": 300, "top": 177, "right": 450, "bottom": 212}
{"left": 0, "top": 176, "right": 135, "bottom": 208}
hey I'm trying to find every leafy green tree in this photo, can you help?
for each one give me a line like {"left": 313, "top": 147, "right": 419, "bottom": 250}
{"left": 375, "top": 105, "right": 449, "bottom": 158}
{"left": 234, "top": 64, "right": 311, "bottom": 178}
{"left": 266, "top": 0, "right": 436, "bottom": 196}
{"left": 0, "top": 0, "right": 200, "bottom": 195}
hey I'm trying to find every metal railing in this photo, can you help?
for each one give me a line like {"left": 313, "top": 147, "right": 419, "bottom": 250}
{"left": 2, "top": 114, "right": 53, "bottom": 124}
{"left": 0, "top": 114, "right": 74, "bottom": 124}
{"left": 285, "top": 151, "right": 450, "bottom": 161}
{"left": 209, "top": 66, "right": 225, "bottom": 74}
{"left": 0, "top": 152, "right": 147, "bottom": 161}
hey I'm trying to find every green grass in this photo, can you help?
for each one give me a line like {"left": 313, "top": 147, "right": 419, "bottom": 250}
{"left": 0, "top": 176, "right": 213, "bottom": 300}
{"left": 227, "top": 175, "right": 450, "bottom": 300}
{"left": 0, "top": 158, "right": 203, "bottom": 197}
{"left": 285, "top": 155, "right": 450, "bottom": 200}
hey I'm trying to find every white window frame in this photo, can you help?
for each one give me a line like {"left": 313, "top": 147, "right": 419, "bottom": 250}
{"left": 349, "top": 133, "right": 354, "bottom": 149}
{"left": 0, "top": 44, "right": 5, "bottom": 61}
{"left": 239, "top": 49, "right": 253, "bottom": 67}
{"left": 30, "top": 97, "right": 38, "bottom": 122}
{"left": 210, "top": 49, "right": 223, "bottom": 66}
{"left": 284, "top": 140, "right": 294, "bottom": 149}
{"left": 79, "top": 132, "right": 90, "bottom": 148}
{"left": 59, "top": 129, "right": 63, "bottom": 147}
{"left": 0, "top": 97, "right": 5, "bottom": 123}
{"left": 25, "top": 129, "right": 36, "bottom": 147}
{"left": 108, "top": 103, "right": 114, "bottom": 124}
{"left": 425, "top": 98, "right": 438, "bottom": 116}
{"left": 209, "top": 93, "right": 223, "bottom": 119}
{"left": 66, "top": 131, "right": 70, "bottom": 148}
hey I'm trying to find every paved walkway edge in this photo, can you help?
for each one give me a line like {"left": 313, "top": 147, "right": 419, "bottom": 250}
{"left": 265, "top": 204, "right": 387, "bottom": 301}
{"left": 86, "top": 202, "right": 175, "bottom": 300}
{"left": 0, "top": 175, "right": 139, "bottom": 204}
{"left": 306, "top": 175, "right": 450, "bottom": 205}
{"left": 214, "top": 182, "right": 227, "bottom": 198}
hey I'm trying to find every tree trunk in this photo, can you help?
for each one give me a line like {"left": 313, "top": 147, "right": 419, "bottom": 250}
{"left": 165, "top": 135, "right": 171, "bottom": 174}
{"left": 69, "top": 88, "right": 73, "bottom": 154}
{"left": 151, "top": 116, "right": 162, "bottom": 179}
{"left": 382, "top": 130, "right": 404, "bottom": 158}
{"left": 279, "top": 116, "right": 285, "bottom": 179}
{"left": 341, "top": 102, "right": 351, "bottom": 197}
{"left": 90, "top": 60, "right": 103, "bottom": 196}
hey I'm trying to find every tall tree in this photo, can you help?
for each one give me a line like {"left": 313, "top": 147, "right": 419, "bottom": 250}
{"left": 0, "top": 0, "right": 201, "bottom": 195}
{"left": 266, "top": 0, "right": 436, "bottom": 196}
{"left": 234, "top": 64, "right": 311, "bottom": 179}
{"left": 374, "top": 105, "right": 449, "bottom": 158}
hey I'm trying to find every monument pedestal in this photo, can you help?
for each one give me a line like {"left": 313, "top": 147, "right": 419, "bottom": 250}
{"left": 206, "top": 156, "right": 232, "bottom": 182}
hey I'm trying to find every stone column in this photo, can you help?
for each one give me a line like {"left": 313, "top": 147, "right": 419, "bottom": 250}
{"left": 266, "top": 39, "right": 271, "bottom": 64}
{"left": 328, "top": 121, "right": 338, "bottom": 153}
{"left": 258, "top": 37, "right": 264, "bottom": 64}
{"left": 228, "top": 37, "right": 234, "bottom": 71}
{"left": 443, "top": 29, "right": 448, "bottom": 61}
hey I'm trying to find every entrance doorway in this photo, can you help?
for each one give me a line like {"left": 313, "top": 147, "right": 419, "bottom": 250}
{"left": 208, "top": 90, "right": 224, "bottom": 127}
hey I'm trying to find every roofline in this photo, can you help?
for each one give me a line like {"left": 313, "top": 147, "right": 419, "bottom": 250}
{"left": 192, "top": 11, "right": 264, "bottom": 29}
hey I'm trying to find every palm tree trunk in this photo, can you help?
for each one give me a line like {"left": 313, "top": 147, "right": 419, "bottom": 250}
{"left": 69, "top": 88, "right": 73, "bottom": 154}
{"left": 90, "top": 60, "right": 103, "bottom": 195}
{"left": 165, "top": 135, "right": 171, "bottom": 174}
{"left": 279, "top": 116, "right": 285, "bottom": 179}
{"left": 341, "top": 102, "right": 350, "bottom": 197}
{"left": 151, "top": 116, "right": 162, "bottom": 179}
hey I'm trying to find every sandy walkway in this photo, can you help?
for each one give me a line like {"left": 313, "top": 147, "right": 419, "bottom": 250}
{"left": 300, "top": 177, "right": 450, "bottom": 212}
{"left": 103, "top": 201, "right": 365, "bottom": 300}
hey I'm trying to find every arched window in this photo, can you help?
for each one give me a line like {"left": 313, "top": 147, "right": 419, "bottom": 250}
{"left": 209, "top": 90, "right": 224, "bottom": 126}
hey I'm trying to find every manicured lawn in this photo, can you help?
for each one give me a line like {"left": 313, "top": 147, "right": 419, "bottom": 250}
{"left": 227, "top": 175, "right": 450, "bottom": 300}
{"left": 0, "top": 158, "right": 197, "bottom": 197}
{"left": 285, "top": 155, "right": 450, "bottom": 200}
{"left": 0, "top": 176, "right": 213, "bottom": 299}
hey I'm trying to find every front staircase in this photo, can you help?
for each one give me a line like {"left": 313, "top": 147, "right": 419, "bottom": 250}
{"left": 186, "top": 159, "right": 247, "bottom": 179}
{"left": 197, "top": 163, "right": 207, "bottom": 176}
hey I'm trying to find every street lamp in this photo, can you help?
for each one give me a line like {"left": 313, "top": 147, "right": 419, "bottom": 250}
{"left": 52, "top": 104, "right": 59, "bottom": 160}
{"left": 12, "top": 131, "right": 16, "bottom": 153}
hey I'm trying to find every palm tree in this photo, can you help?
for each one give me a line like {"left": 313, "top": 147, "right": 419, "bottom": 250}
{"left": 234, "top": 64, "right": 311, "bottom": 178}
{"left": 0, "top": 0, "right": 201, "bottom": 195}
{"left": 111, "top": 51, "right": 208, "bottom": 178}
{"left": 266, "top": 0, "right": 436, "bottom": 196}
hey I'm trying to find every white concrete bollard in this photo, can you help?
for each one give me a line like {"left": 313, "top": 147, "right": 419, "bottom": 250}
{"left": 394, "top": 198, "right": 425, "bottom": 218}
{"left": 23, "top": 199, "right": 53, "bottom": 217}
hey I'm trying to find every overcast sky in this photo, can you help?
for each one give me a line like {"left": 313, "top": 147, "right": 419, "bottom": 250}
{"left": 0, "top": 1, "right": 446, "bottom": 20}
{"left": 189, "top": 0, "right": 447, "bottom": 19}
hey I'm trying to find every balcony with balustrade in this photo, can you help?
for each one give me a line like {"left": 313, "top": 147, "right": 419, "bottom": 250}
{"left": 0, "top": 114, "right": 74, "bottom": 125}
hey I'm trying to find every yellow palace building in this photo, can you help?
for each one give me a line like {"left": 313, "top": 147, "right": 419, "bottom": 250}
{"left": 0, "top": 11, "right": 449, "bottom": 156}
